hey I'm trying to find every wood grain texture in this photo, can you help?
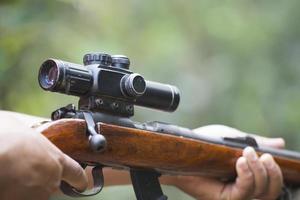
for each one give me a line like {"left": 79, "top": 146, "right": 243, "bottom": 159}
{"left": 39, "top": 119, "right": 300, "bottom": 186}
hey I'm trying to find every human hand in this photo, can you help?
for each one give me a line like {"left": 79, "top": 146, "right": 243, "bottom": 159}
{"left": 162, "top": 125, "right": 284, "bottom": 200}
{"left": 0, "top": 111, "right": 88, "bottom": 200}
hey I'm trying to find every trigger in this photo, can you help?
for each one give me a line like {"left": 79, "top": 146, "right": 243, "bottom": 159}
{"left": 60, "top": 165, "right": 104, "bottom": 197}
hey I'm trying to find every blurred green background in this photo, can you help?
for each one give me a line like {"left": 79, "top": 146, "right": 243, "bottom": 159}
{"left": 1, "top": 0, "right": 300, "bottom": 199}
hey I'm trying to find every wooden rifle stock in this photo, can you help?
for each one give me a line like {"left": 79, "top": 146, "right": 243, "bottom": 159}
{"left": 38, "top": 118, "right": 300, "bottom": 187}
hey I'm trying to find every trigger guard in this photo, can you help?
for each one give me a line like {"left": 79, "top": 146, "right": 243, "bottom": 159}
{"left": 60, "top": 165, "right": 104, "bottom": 197}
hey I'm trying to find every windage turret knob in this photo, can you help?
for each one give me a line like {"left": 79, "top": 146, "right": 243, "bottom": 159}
{"left": 83, "top": 53, "right": 112, "bottom": 66}
{"left": 111, "top": 55, "right": 130, "bottom": 69}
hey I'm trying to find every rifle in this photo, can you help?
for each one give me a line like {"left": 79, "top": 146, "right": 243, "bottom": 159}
{"left": 37, "top": 53, "right": 300, "bottom": 200}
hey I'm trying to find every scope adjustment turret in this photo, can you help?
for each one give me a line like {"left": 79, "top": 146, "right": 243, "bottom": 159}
{"left": 83, "top": 53, "right": 112, "bottom": 66}
{"left": 111, "top": 55, "right": 130, "bottom": 69}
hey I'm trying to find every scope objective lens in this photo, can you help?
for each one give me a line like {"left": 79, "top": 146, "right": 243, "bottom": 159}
{"left": 38, "top": 59, "right": 60, "bottom": 90}
{"left": 38, "top": 59, "right": 93, "bottom": 96}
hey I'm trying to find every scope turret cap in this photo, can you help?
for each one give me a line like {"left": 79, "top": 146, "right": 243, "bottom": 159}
{"left": 111, "top": 55, "right": 130, "bottom": 69}
{"left": 83, "top": 53, "right": 112, "bottom": 66}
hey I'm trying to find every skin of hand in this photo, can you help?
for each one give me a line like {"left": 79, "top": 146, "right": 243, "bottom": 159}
{"left": 0, "top": 111, "right": 88, "bottom": 200}
{"left": 163, "top": 125, "right": 285, "bottom": 200}
{"left": 102, "top": 125, "right": 285, "bottom": 200}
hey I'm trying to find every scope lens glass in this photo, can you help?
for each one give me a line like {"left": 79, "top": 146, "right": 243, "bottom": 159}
{"left": 133, "top": 76, "right": 146, "bottom": 93}
{"left": 39, "top": 60, "right": 59, "bottom": 90}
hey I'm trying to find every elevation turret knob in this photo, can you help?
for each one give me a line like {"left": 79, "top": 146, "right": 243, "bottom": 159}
{"left": 83, "top": 53, "right": 112, "bottom": 66}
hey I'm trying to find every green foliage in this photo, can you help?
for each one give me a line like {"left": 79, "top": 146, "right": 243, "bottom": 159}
{"left": 1, "top": 1, "right": 300, "bottom": 199}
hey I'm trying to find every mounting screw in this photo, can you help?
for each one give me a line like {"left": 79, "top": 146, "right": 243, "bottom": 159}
{"left": 111, "top": 102, "right": 119, "bottom": 110}
{"left": 95, "top": 98, "right": 104, "bottom": 107}
{"left": 126, "top": 105, "right": 133, "bottom": 113}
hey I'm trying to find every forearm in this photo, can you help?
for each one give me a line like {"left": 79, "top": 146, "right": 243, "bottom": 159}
{"left": 0, "top": 110, "right": 48, "bottom": 129}
{"left": 16, "top": 112, "right": 48, "bottom": 127}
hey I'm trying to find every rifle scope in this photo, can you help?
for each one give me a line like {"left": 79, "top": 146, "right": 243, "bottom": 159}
{"left": 38, "top": 53, "right": 180, "bottom": 113}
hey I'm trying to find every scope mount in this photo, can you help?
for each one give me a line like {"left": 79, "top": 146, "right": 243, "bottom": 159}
{"left": 79, "top": 96, "right": 135, "bottom": 117}
{"left": 79, "top": 53, "right": 144, "bottom": 117}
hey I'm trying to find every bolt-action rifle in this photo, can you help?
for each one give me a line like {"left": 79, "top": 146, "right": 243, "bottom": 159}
{"left": 37, "top": 53, "right": 300, "bottom": 200}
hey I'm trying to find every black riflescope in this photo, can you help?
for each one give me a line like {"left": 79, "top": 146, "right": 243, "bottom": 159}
{"left": 38, "top": 53, "right": 180, "bottom": 112}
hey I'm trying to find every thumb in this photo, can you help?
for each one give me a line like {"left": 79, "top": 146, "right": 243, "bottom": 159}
{"left": 254, "top": 136, "right": 285, "bottom": 149}
{"left": 60, "top": 154, "right": 88, "bottom": 192}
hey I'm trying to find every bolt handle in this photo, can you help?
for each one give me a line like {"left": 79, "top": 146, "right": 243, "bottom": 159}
{"left": 83, "top": 112, "right": 107, "bottom": 152}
